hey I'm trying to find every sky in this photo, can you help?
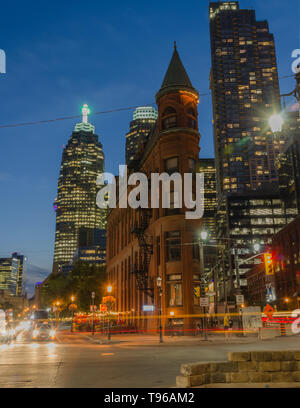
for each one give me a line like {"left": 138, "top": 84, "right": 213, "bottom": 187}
{"left": 0, "top": 0, "right": 299, "bottom": 296}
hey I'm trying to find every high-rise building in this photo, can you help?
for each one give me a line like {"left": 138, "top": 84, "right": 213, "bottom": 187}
{"left": 209, "top": 1, "right": 283, "bottom": 195}
{"left": 215, "top": 187, "right": 292, "bottom": 300}
{"left": 125, "top": 106, "right": 158, "bottom": 164}
{"left": 198, "top": 158, "right": 217, "bottom": 240}
{"left": 209, "top": 2, "right": 287, "bottom": 301}
{"left": 53, "top": 104, "right": 106, "bottom": 273}
{"left": 277, "top": 110, "right": 300, "bottom": 216}
{"left": 0, "top": 253, "right": 26, "bottom": 295}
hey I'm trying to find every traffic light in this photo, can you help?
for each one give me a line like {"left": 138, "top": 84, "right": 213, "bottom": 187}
{"left": 264, "top": 253, "right": 274, "bottom": 275}
{"left": 194, "top": 286, "right": 201, "bottom": 298}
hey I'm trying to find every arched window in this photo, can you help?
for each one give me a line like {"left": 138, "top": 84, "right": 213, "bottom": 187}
{"left": 187, "top": 107, "right": 196, "bottom": 116}
{"left": 162, "top": 106, "right": 177, "bottom": 130}
{"left": 163, "top": 106, "right": 176, "bottom": 116}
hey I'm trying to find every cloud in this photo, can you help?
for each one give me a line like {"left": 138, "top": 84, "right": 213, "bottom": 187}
{"left": 24, "top": 263, "right": 50, "bottom": 297}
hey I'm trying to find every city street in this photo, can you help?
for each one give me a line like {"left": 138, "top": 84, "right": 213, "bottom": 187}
{"left": 0, "top": 332, "right": 300, "bottom": 388}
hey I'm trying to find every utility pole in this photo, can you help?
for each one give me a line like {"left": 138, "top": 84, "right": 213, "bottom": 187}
{"left": 91, "top": 291, "right": 95, "bottom": 336}
{"left": 199, "top": 238, "right": 208, "bottom": 341}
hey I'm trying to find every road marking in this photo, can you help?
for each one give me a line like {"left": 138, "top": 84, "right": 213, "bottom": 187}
{"left": 101, "top": 353, "right": 114, "bottom": 356}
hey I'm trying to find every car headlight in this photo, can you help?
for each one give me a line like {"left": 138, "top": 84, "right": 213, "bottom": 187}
{"left": 33, "top": 329, "right": 39, "bottom": 337}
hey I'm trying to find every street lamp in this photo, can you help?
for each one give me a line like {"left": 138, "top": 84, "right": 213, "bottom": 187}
{"left": 269, "top": 113, "right": 284, "bottom": 133}
{"left": 253, "top": 243, "right": 260, "bottom": 252}
{"left": 106, "top": 285, "right": 113, "bottom": 341}
{"left": 91, "top": 292, "right": 95, "bottom": 336}
{"left": 55, "top": 300, "right": 61, "bottom": 328}
{"left": 199, "top": 230, "right": 208, "bottom": 341}
{"left": 70, "top": 295, "right": 76, "bottom": 332}
{"left": 156, "top": 276, "right": 163, "bottom": 343}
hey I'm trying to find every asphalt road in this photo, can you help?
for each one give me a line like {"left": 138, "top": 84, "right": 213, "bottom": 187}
{"left": 0, "top": 333, "right": 300, "bottom": 388}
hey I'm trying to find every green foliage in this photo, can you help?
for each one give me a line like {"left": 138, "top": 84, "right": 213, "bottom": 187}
{"left": 41, "top": 261, "right": 107, "bottom": 312}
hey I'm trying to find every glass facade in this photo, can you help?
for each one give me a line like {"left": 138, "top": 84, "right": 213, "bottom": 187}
{"left": 125, "top": 106, "right": 157, "bottom": 164}
{"left": 53, "top": 113, "right": 106, "bottom": 272}
{"left": 209, "top": 1, "right": 282, "bottom": 195}
{"left": 0, "top": 253, "right": 26, "bottom": 295}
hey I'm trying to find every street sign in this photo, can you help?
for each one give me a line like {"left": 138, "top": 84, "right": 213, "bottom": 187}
{"left": 236, "top": 295, "right": 244, "bottom": 305}
{"left": 199, "top": 297, "right": 209, "bottom": 307}
{"left": 143, "top": 305, "right": 155, "bottom": 312}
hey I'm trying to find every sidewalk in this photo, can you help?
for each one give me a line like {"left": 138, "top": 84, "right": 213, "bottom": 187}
{"left": 56, "top": 331, "right": 260, "bottom": 346}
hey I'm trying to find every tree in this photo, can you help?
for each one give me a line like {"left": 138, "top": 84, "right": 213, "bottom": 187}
{"left": 41, "top": 262, "right": 107, "bottom": 312}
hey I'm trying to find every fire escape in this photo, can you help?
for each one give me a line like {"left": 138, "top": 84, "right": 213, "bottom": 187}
{"left": 131, "top": 208, "right": 154, "bottom": 300}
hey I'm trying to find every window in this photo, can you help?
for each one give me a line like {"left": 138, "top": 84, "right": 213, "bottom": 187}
{"left": 167, "top": 282, "right": 182, "bottom": 306}
{"left": 188, "top": 158, "right": 196, "bottom": 173}
{"left": 165, "top": 191, "right": 180, "bottom": 216}
{"left": 165, "top": 157, "right": 179, "bottom": 173}
{"left": 188, "top": 117, "right": 196, "bottom": 128}
{"left": 166, "top": 231, "right": 181, "bottom": 261}
{"left": 168, "top": 274, "right": 182, "bottom": 281}
{"left": 162, "top": 107, "right": 177, "bottom": 130}
{"left": 163, "top": 115, "right": 177, "bottom": 129}
{"left": 163, "top": 106, "right": 176, "bottom": 116}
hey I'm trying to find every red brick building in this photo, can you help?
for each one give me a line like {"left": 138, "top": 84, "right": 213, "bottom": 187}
{"left": 106, "top": 46, "right": 204, "bottom": 333}
{"left": 272, "top": 215, "right": 300, "bottom": 310}
{"left": 246, "top": 263, "right": 266, "bottom": 307}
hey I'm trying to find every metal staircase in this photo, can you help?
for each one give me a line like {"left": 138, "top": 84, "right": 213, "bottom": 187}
{"left": 131, "top": 208, "right": 154, "bottom": 300}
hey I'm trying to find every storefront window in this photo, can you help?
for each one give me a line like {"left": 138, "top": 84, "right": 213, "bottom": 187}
{"left": 167, "top": 282, "right": 182, "bottom": 306}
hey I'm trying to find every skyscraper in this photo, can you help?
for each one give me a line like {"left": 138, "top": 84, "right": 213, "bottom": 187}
{"left": 209, "top": 2, "right": 287, "bottom": 300}
{"left": 0, "top": 253, "right": 26, "bottom": 295}
{"left": 277, "top": 110, "right": 300, "bottom": 216}
{"left": 198, "top": 158, "right": 217, "bottom": 240}
{"left": 125, "top": 106, "right": 158, "bottom": 164}
{"left": 209, "top": 1, "right": 282, "bottom": 195}
{"left": 53, "top": 105, "right": 106, "bottom": 273}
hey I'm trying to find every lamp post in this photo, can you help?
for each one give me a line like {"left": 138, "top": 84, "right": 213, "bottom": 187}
{"left": 91, "top": 292, "right": 96, "bottom": 335}
{"left": 70, "top": 295, "right": 75, "bottom": 332}
{"left": 55, "top": 300, "right": 60, "bottom": 328}
{"left": 156, "top": 276, "right": 163, "bottom": 343}
{"left": 107, "top": 285, "right": 112, "bottom": 341}
{"left": 199, "top": 230, "right": 208, "bottom": 341}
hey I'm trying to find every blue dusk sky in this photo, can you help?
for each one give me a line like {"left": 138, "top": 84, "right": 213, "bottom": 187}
{"left": 0, "top": 0, "right": 299, "bottom": 295}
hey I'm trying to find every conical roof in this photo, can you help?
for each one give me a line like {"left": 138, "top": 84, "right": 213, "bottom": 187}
{"left": 156, "top": 43, "right": 198, "bottom": 101}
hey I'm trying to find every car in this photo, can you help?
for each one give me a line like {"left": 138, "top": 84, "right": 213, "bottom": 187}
{"left": 32, "top": 322, "right": 56, "bottom": 341}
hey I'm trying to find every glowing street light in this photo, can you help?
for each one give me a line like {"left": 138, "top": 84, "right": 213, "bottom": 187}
{"left": 107, "top": 285, "right": 113, "bottom": 294}
{"left": 200, "top": 230, "right": 208, "bottom": 241}
{"left": 253, "top": 243, "right": 260, "bottom": 252}
{"left": 269, "top": 113, "right": 283, "bottom": 133}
